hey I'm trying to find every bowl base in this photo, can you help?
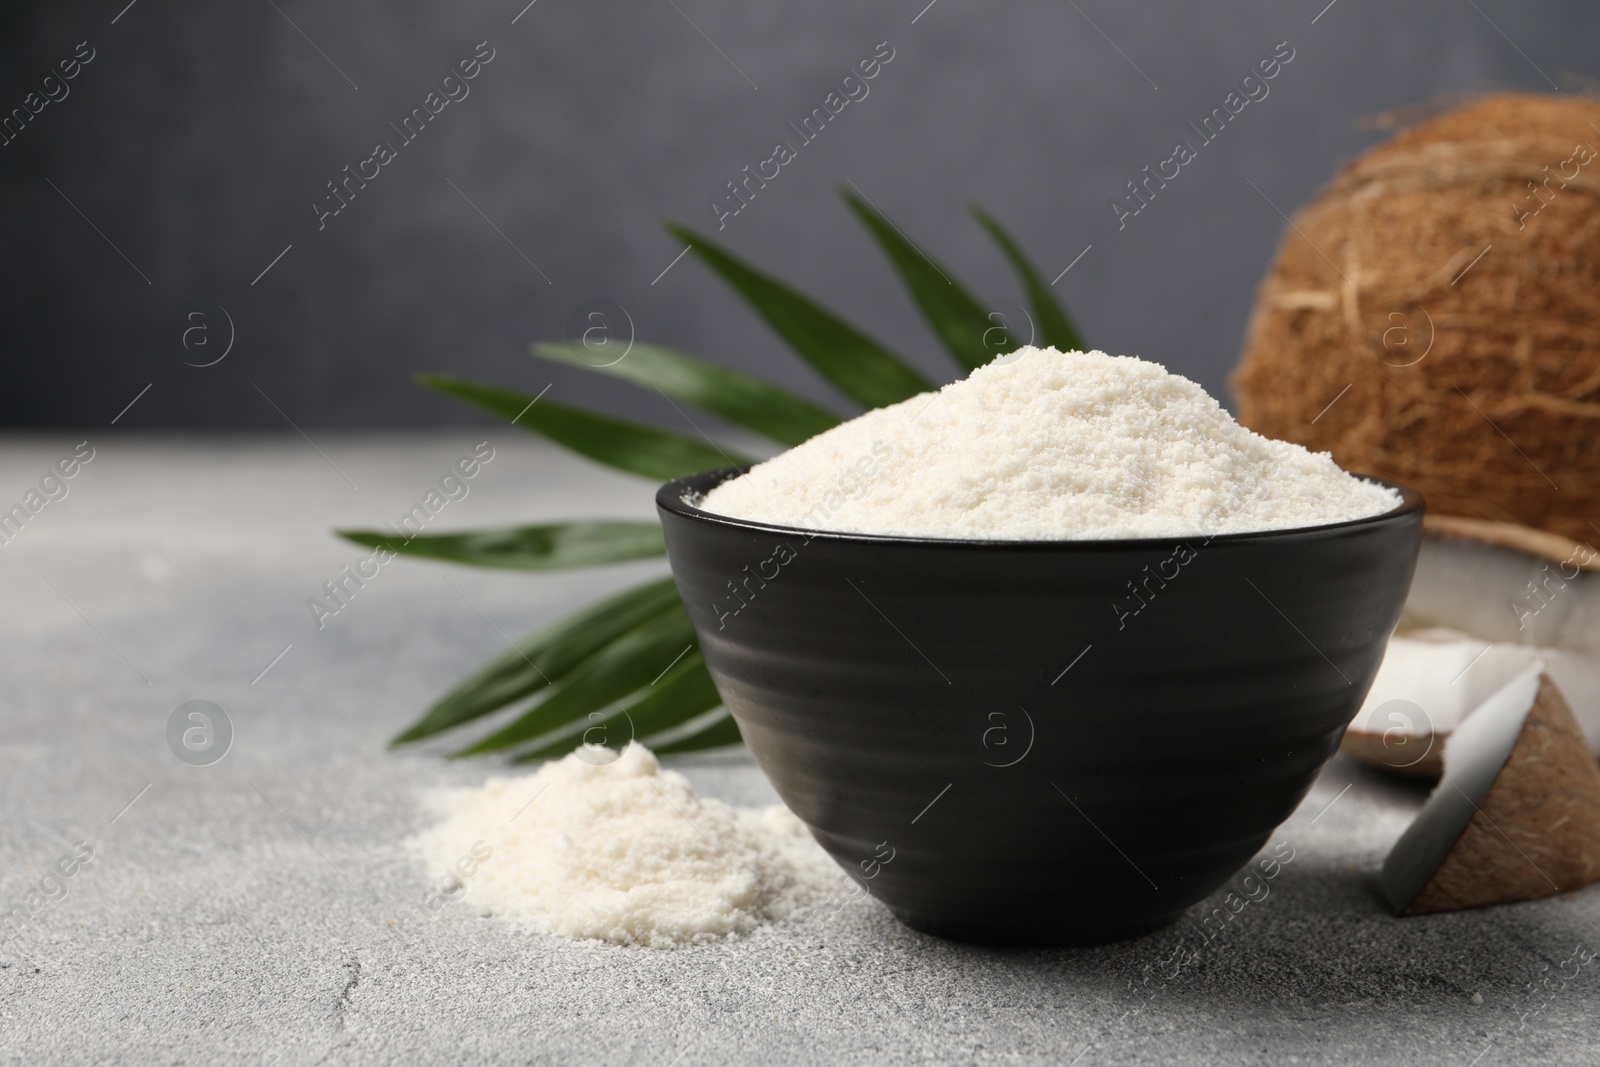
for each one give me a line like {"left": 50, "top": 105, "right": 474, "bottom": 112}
{"left": 888, "top": 906, "right": 1187, "bottom": 947}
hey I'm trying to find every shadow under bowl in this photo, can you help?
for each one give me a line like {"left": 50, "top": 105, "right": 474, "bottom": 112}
{"left": 657, "top": 470, "right": 1424, "bottom": 945}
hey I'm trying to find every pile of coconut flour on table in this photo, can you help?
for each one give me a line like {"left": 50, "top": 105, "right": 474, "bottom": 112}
{"left": 412, "top": 743, "right": 839, "bottom": 947}
{"left": 700, "top": 347, "right": 1398, "bottom": 538}
{"left": 415, "top": 348, "right": 1397, "bottom": 948}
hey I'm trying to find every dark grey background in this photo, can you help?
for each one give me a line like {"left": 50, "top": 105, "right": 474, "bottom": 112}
{"left": 2, "top": 0, "right": 1593, "bottom": 430}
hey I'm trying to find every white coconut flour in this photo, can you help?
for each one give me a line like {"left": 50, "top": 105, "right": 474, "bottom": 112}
{"left": 700, "top": 348, "right": 1399, "bottom": 539}
{"left": 411, "top": 742, "right": 839, "bottom": 947}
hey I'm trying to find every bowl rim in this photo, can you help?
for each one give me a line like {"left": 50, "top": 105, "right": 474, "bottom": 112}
{"left": 657, "top": 467, "right": 1426, "bottom": 551}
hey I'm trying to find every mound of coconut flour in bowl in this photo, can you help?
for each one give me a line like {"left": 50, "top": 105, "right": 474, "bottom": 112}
{"left": 699, "top": 347, "right": 1399, "bottom": 539}
{"left": 410, "top": 742, "right": 840, "bottom": 947}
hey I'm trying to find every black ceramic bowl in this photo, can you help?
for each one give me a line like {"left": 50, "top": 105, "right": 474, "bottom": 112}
{"left": 657, "top": 469, "right": 1424, "bottom": 944}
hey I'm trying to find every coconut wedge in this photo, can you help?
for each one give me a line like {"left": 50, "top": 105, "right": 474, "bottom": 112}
{"left": 1343, "top": 517, "right": 1600, "bottom": 776}
{"left": 1381, "top": 665, "right": 1600, "bottom": 915}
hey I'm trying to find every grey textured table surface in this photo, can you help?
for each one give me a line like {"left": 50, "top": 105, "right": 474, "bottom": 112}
{"left": 2, "top": 434, "right": 1598, "bottom": 1066}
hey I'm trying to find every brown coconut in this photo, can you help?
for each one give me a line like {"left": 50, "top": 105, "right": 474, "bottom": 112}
{"left": 1232, "top": 93, "right": 1600, "bottom": 542}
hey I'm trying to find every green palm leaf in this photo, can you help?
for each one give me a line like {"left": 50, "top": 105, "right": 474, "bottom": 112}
{"left": 971, "top": 206, "right": 1086, "bottom": 352}
{"left": 617, "top": 649, "right": 721, "bottom": 737}
{"left": 338, "top": 521, "right": 665, "bottom": 571}
{"left": 532, "top": 341, "right": 840, "bottom": 447}
{"left": 664, "top": 223, "right": 933, "bottom": 409}
{"left": 510, "top": 649, "right": 721, "bottom": 763}
{"left": 842, "top": 187, "right": 1007, "bottom": 372}
{"left": 652, "top": 710, "right": 743, "bottom": 755}
{"left": 419, "top": 374, "right": 747, "bottom": 481}
{"left": 454, "top": 607, "right": 697, "bottom": 757}
{"left": 393, "top": 576, "right": 681, "bottom": 745}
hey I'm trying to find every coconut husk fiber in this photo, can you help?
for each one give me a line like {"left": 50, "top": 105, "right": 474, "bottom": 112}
{"left": 1232, "top": 94, "right": 1600, "bottom": 542}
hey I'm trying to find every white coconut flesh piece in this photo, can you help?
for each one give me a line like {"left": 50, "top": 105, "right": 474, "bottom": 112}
{"left": 1353, "top": 632, "right": 1540, "bottom": 736}
{"left": 1343, "top": 634, "right": 1536, "bottom": 775}
{"left": 1344, "top": 517, "right": 1600, "bottom": 770}
{"left": 1381, "top": 665, "right": 1600, "bottom": 915}
{"left": 1348, "top": 629, "right": 1600, "bottom": 742}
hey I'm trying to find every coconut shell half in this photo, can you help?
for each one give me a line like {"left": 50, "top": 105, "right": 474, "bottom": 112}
{"left": 1404, "top": 514, "right": 1600, "bottom": 656}
{"left": 1422, "top": 514, "right": 1600, "bottom": 574}
{"left": 1381, "top": 667, "right": 1600, "bottom": 915}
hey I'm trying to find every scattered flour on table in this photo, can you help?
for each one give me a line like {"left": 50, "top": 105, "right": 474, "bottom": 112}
{"left": 410, "top": 742, "right": 841, "bottom": 947}
{"left": 699, "top": 347, "right": 1400, "bottom": 539}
